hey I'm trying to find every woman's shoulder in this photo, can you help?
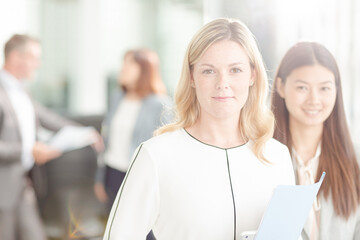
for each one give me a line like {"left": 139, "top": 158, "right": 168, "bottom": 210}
{"left": 142, "top": 128, "right": 185, "bottom": 149}
{"left": 318, "top": 195, "right": 360, "bottom": 236}
{"left": 264, "top": 138, "right": 289, "bottom": 151}
{"left": 134, "top": 129, "right": 188, "bottom": 163}
{"left": 144, "top": 93, "right": 172, "bottom": 106}
{"left": 263, "top": 138, "right": 291, "bottom": 163}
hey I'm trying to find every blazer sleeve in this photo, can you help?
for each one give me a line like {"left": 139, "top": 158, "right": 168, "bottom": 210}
{"left": 354, "top": 206, "right": 360, "bottom": 239}
{"left": 103, "top": 143, "right": 159, "bottom": 240}
{"left": 34, "top": 102, "right": 79, "bottom": 132}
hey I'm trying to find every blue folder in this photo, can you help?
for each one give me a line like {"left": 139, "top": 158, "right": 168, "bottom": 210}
{"left": 254, "top": 172, "right": 326, "bottom": 240}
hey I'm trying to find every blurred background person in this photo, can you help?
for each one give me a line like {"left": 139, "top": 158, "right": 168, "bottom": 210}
{"left": 0, "top": 34, "right": 64, "bottom": 240}
{"left": 0, "top": 34, "right": 68, "bottom": 240}
{"left": 271, "top": 41, "right": 360, "bottom": 239}
{"left": 0, "top": 34, "right": 103, "bottom": 240}
{"left": 94, "top": 48, "right": 172, "bottom": 211}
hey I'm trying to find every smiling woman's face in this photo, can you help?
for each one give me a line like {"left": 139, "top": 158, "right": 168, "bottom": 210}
{"left": 191, "top": 40, "right": 254, "bottom": 122}
{"left": 276, "top": 64, "right": 337, "bottom": 129}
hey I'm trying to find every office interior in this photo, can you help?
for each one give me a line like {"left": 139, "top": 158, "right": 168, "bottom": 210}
{"left": 0, "top": 0, "right": 359, "bottom": 239}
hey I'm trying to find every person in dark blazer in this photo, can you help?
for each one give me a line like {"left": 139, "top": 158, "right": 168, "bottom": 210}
{"left": 0, "top": 34, "right": 102, "bottom": 240}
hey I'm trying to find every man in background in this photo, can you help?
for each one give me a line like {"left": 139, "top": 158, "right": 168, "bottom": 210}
{"left": 0, "top": 34, "right": 101, "bottom": 240}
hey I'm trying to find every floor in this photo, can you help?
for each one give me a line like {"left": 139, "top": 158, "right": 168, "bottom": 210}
{"left": 38, "top": 145, "right": 108, "bottom": 240}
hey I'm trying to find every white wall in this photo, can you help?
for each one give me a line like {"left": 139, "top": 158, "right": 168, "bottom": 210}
{"left": 0, "top": 0, "right": 41, "bottom": 66}
{"left": 38, "top": 0, "right": 145, "bottom": 115}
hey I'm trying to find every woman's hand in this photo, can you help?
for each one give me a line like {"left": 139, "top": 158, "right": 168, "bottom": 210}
{"left": 94, "top": 182, "right": 108, "bottom": 203}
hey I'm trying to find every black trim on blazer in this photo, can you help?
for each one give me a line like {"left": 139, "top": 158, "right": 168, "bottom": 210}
{"left": 107, "top": 139, "right": 238, "bottom": 240}
{"left": 107, "top": 143, "right": 144, "bottom": 240}
{"left": 226, "top": 149, "right": 237, "bottom": 240}
{"left": 183, "top": 128, "right": 248, "bottom": 150}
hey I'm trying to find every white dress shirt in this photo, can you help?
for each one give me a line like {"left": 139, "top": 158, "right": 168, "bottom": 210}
{"left": 293, "top": 145, "right": 321, "bottom": 240}
{"left": 0, "top": 69, "right": 36, "bottom": 170}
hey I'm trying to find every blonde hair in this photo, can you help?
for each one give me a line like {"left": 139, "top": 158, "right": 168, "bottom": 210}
{"left": 157, "top": 18, "right": 274, "bottom": 162}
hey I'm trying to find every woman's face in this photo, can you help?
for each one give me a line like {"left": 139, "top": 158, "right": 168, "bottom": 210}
{"left": 277, "top": 65, "right": 337, "bottom": 129}
{"left": 191, "top": 40, "right": 254, "bottom": 122}
{"left": 118, "top": 54, "right": 141, "bottom": 91}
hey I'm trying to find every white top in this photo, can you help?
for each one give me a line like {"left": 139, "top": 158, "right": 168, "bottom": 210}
{"left": 292, "top": 145, "right": 320, "bottom": 186}
{"left": 104, "top": 98, "right": 141, "bottom": 171}
{"left": 291, "top": 146, "right": 360, "bottom": 240}
{"left": 292, "top": 145, "right": 321, "bottom": 240}
{"left": 103, "top": 128, "right": 295, "bottom": 240}
{"left": 0, "top": 69, "right": 36, "bottom": 170}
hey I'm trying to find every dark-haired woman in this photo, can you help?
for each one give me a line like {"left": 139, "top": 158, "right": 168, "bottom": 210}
{"left": 271, "top": 41, "right": 360, "bottom": 239}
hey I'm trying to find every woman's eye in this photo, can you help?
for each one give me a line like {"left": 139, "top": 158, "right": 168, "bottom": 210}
{"left": 230, "top": 68, "right": 242, "bottom": 73}
{"left": 202, "top": 69, "right": 214, "bottom": 74}
{"left": 321, "top": 87, "right": 331, "bottom": 91}
{"left": 296, "top": 86, "right": 307, "bottom": 91}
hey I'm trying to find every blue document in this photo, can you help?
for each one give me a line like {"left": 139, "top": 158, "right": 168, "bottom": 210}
{"left": 254, "top": 172, "right": 326, "bottom": 240}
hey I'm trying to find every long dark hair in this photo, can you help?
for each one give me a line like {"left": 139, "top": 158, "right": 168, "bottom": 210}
{"left": 271, "top": 42, "right": 360, "bottom": 219}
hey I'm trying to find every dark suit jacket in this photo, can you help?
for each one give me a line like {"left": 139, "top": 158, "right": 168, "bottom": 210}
{"left": 0, "top": 81, "right": 73, "bottom": 209}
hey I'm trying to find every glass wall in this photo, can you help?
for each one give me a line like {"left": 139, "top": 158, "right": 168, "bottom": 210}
{"left": 23, "top": 0, "right": 203, "bottom": 115}
{"left": 1, "top": 0, "right": 359, "bottom": 138}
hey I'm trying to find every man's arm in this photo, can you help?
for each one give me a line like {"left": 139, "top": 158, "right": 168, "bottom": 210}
{"left": 34, "top": 102, "right": 79, "bottom": 132}
{"left": 34, "top": 102, "right": 104, "bottom": 153}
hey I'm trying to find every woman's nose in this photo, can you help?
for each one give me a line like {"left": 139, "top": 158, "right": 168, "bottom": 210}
{"left": 216, "top": 72, "right": 230, "bottom": 89}
{"left": 307, "top": 89, "right": 321, "bottom": 104}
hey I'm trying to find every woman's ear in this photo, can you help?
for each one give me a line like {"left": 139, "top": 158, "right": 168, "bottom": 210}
{"left": 276, "top": 77, "right": 285, "bottom": 98}
{"left": 250, "top": 69, "right": 256, "bottom": 86}
{"left": 190, "top": 73, "right": 196, "bottom": 88}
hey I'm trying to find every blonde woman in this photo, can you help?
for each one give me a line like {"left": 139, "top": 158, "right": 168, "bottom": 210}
{"left": 103, "top": 18, "right": 295, "bottom": 240}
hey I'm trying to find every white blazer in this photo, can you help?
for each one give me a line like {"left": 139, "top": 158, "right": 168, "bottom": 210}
{"left": 301, "top": 195, "right": 360, "bottom": 240}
